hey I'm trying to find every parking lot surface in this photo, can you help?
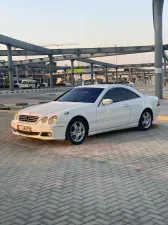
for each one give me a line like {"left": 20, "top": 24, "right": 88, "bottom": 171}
{"left": 0, "top": 88, "right": 168, "bottom": 225}
{"left": 0, "top": 109, "right": 168, "bottom": 225}
{"left": 0, "top": 89, "right": 64, "bottom": 106}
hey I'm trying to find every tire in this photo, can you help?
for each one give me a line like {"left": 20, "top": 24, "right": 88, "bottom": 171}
{"left": 66, "top": 117, "right": 87, "bottom": 145}
{"left": 138, "top": 110, "right": 153, "bottom": 131}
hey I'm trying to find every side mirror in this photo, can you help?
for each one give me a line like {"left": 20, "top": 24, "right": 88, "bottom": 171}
{"left": 102, "top": 99, "right": 113, "bottom": 105}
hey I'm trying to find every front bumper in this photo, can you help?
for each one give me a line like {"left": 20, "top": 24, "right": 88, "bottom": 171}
{"left": 11, "top": 120, "right": 67, "bottom": 140}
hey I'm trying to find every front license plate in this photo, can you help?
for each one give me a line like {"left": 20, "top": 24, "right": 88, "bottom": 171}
{"left": 17, "top": 125, "right": 32, "bottom": 132}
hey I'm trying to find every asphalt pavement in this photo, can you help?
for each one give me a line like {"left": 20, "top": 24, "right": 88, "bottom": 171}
{"left": 0, "top": 90, "right": 64, "bottom": 106}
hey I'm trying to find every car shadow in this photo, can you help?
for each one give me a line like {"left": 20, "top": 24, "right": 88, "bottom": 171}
{"left": 12, "top": 122, "right": 165, "bottom": 150}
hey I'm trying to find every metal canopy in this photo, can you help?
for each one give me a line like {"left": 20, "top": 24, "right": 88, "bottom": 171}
{"left": 118, "top": 62, "right": 168, "bottom": 68}
{"left": 0, "top": 44, "right": 168, "bottom": 56}
{"left": 0, "top": 34, "right": 51, "bottom": 55}
{"left": 77, "top": 58, "right": 117, "bottom": 68}
{"left": 0, "top": 53, "right": 116, "bottom": 67}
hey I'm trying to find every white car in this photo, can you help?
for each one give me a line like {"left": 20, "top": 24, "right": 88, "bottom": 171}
{"left": 65, "top": 82, "right": 71, "bottom": 87}
{"left": 11, "top": 84, "right": 160, "bottom": 145}
{"left": 127, "top": 82, "right": 134, "bottom": 87}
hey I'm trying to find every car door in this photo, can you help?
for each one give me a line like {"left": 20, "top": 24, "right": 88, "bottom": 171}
{"left": 96, "top": 88, "right": 131, "bottom": 131}
{"left": 121, "top": 89, "right": 143, "bottom": 124}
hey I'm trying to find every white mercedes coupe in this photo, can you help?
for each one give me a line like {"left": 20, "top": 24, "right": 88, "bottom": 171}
{"left": 11, "top": 85, "right": 160, "bottom": 145}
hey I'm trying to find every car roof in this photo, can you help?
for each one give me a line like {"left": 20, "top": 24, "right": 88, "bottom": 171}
{"left": 75, "top": 84, "right": 143, "bottom": 97}
{"left": 75, "top": 84, "right": 130, "bottom": 89}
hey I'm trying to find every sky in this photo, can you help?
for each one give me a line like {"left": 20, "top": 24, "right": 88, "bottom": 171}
{"left": 0, "top": 0, "right": 168, "bottom": 65}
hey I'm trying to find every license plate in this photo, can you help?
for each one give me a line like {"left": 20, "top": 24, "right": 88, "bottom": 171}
{"left": 17, "top": 125, "right": 32, "bottom": 132}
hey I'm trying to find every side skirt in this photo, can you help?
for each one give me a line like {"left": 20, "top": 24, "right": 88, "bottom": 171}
{"left": 88, "top": 123, "right": 139, "bottom": 136}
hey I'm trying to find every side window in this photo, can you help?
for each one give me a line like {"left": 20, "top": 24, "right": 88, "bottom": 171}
{"left": 119, "top": 88, "right": 140, "bottom": 101}
{"left": 103, "top": 89, "right": 120, "bottom": 102}
{"left": 103, "top": 88, "right": 140, "bottom": 103}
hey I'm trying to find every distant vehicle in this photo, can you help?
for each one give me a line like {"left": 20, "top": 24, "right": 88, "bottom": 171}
{"left": 127, "top": 82, "right": 134, "bottom": 87}
{"left": 14, "top": 82, "right": 21, "bottom": 88}
{"left": 40, "top": 83, "right": 48, "bottom": 88}
{"left": 65, "top": 82, "right": 71, "bottom": 87}
{"left": 21, "top": 80, "right": 40, "bottom": 89}
{"left": 11, "top": 84, "right": 160, "bottom": 145}
{"left": 84, "top": 80, "right": 91, "bottom": 85}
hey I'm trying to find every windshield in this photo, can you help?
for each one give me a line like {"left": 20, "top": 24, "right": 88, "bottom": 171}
{"left": 22, "top": 81, "right": 29, "bottom": 84}
{"left": 57, "top": 87, "right": 104, "bottom": 103}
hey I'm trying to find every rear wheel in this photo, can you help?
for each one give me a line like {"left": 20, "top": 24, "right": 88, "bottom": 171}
{"left": 138, "top": 110, "right": 153, "bottom": 131}
{"left": 66, "top": 118, "right": 87, "bottom": 145}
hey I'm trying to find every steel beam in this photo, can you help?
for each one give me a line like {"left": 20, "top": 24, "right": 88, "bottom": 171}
{"left": 71, "top": 60, "right": 74, "bottom": 86}
{"left": 118, "top": 62, "right": 168, "bottom": 68}
{"left": 77, "top": 58, "right": 117, "bottom": 68}
{"left": 164, "top": 57, "right": 167, "bottom": 86}
{"left": 153, "top": 0, "right": 164, "bottom": 98}
{"left": 1, "top": 53, "right": 116, "bottom": 67}
{"left": 163, "top": 51, "right": 168, "bottom": 61}
{"left": 56, "top": 65, "right": 101, "bottom": 70}
{"left": 90, "top": 63, "right": 94, "bottom": 85}
{"left": 116, "top": 68, "right": 118, "bottom": 83}
{"left": 105, "top": 66, "right": 108, "bottom": 84}
{"left": 7, "top": 45, "right": 14, "bottom": 91}
{"left": 27, "top": 63, "right": 47, "bottom": 68}
{"left": 51, "top": 44, "right": 167, "bottom": 55}
{"left": 42, "top": 69, "right": 46, "bottom": 83}
{"left": 49, "top": 55, "right": 53, "bottom": 88}
{"left": 0, "top": 44, "right": 168, "bottom": 56}
{"left": 0, "top": 34, "right": 51, "bottom": 55}
{"left": 64, "top": 69, "right": 67, "bottom": 82}
{"left": 129, "top": 68, "right": 133, "bottom": 82}
{"left": 15, "top": 66, "right": 19, "bottom": 83}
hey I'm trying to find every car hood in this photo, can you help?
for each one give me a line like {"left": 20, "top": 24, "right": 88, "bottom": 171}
{"left": 19, "top": 101, "right": 88, "bottom": 117}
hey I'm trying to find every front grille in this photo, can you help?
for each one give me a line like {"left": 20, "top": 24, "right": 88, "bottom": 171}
{"left": 19, "top": 115, "right": 39, "bottom": 123}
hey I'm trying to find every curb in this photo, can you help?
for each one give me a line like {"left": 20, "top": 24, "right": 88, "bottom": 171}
{"left": 0, "top": 109, "right": 17, "bottom": 114}
{"left": 0, "top": 104, "right": 10, "bottom": 110}
{"left": 0, "top": 87, "right": 71, "bottom": 95}
{"left": 15, "top": 101, "right": 48, "bottom": 106}
{"left": 0, "top": 106, "right": 10, "bottom": 110}
{"left": 16, "top": 103, "right": 28, "bottom": 106}
{"left": 1, "top": 101, "right": 49, "bottom": 110}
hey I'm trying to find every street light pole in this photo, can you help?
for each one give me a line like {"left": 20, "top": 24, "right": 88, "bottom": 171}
{"left": 153, "top": 0, "right": 164, "bottom": 98}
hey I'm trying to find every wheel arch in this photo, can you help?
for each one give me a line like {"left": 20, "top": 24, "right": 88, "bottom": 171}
{"left": 140, "top": 107, "right": 153, "bottom": 121}
{"left": 66, "top": 115, "right": 89, "bottom": 138}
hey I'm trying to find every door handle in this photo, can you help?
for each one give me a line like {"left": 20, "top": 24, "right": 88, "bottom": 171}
{"left": 124, "top": 104, "right": 129, "bottom": 107}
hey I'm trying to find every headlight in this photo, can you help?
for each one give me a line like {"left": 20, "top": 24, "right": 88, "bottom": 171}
{"left": 41, "top": 116, "right": 48, "bottom": 124}
{"left": 14, "top": 113, "right": 19, "bottom": 120}
{"left": 48, "top": 116, "right": 57, "bottom": 125}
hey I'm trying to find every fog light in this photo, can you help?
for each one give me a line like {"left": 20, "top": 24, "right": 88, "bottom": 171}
{"left": 41, "top": 132, "right": 52, "bottom": 137}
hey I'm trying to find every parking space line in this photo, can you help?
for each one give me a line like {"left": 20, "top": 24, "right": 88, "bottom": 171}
{"left": 157, "top": 116, "right": 168, "bottom": 121}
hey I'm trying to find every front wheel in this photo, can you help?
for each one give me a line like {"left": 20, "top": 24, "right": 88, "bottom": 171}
{"left": 66, "top": 118, "right": 87, "bottom": 145}
{"left": 138, "top": 110, "right": 153, "bottom": 131}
